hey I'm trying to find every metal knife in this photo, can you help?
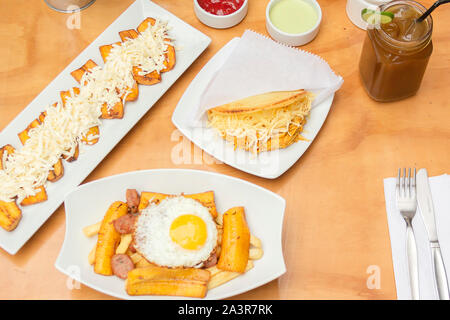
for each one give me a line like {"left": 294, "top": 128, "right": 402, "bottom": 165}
{"left": 416, "top": 168, "right": 450, "bottom": 300}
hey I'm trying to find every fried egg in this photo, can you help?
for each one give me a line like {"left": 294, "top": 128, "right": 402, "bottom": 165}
{"left": 133, "top": 196, "right": 218, "bottom": 268}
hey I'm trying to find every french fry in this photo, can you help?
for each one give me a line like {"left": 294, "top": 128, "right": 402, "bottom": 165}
{"left": 250, "top": 234, "right": 262, "bottom": 249}
{"left": 216, "top": 244, "right": 222, "bottom": 258}
{"left": 88, "top": 245, "right": 96, "bottom": 265}
{"left": 217, "top": 207, "right": 250, "bottom": 273}
{"left": 126, "top": 266, "right": 210, "bottom": 298}
{"left": 249, "top": 247, "right": 263, "bottom": 260}
{"left": 217, "top": 225, "right": 223, "bottom": 249}
{"left": 116, "top": 234, "right": 133, "bottom": 255}
{"left": 127, "top": 247, "right": 153, "bottom": 268}
{"left": 70, "top": 60, "right": 124, "bottom": 119}
{"left": 20, "top": 185, "right": 48, "bottom": 206}
{"left": 98, "top": 42, "right": 139, "bottom": 101}
{"left": 136, "top": 258, "right": 153, "bottom": 268}
{"left": 249, "top": 233, "right": 263, "bottom": 261}
{"left": 216, "top": 212, "right": 223, "bottom": 226}
{"left": 138, "top": 191, "right": 217, "bottom": 218}
{"left": 94, "top": 201, "right": 128, "bottom": 275}
{"left": 129, "top": 252, "right": 144, "bottom": 265}
{"left": 82, "top": 221, "right": 101, "bottom": 237}
{"left": 208, "top": 260, "right": 254, "bottom": 290}
{"left": 206, "top": 265, "right": 221, "bottom": 277}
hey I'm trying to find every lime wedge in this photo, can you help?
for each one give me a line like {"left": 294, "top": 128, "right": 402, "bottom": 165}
{"left": 361, "top": 8, "right": 376, "bottom": 21}
{"left": 361, "top": 9, "right": 394, "bottom": 24}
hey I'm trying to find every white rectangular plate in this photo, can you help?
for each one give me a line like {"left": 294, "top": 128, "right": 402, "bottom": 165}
{"left": 172, "top": 38, "right": 334, "bottom": 179}
{"left": 55, "top": 169, "right": 286, "bottom": 300}
{"left": 0, "top": 0, "right": 211, "bottom": 255}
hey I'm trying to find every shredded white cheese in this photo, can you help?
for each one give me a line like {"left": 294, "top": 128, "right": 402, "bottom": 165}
{"left": 208, "top": 97, "right": 312, "bottom": 154}
{"left": 0, "top": 19, "right": 172, "bottom": 203}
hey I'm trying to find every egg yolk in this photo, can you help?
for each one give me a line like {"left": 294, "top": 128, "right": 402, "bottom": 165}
{"left": 169, "top": 214, "right": 207, "bottom": 250}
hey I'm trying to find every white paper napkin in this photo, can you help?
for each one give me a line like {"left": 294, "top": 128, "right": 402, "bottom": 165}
{"left": 191, "top": 30, "right": 343, "bottom": 125}
{"left": 384, "top": 174, "right": 450, "bottom": 300}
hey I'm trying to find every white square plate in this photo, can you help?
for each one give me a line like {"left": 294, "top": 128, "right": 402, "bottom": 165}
{"left": 55, "top": 169, "right": 286, "bottom": 300}
{"left": 172, "top": 37, "right": 334, "bottom": 179}
{"left": 0, "top": 0, "right": 211, "bottom": 255}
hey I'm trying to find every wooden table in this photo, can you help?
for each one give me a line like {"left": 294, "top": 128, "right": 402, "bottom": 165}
{"left": 0, "top": 0, "right": 449, "bottom": 300}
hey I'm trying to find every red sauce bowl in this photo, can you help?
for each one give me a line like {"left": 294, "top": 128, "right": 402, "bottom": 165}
{"left": 194, "top": 0, "right": 249, "bottom": 29}
{"left": 198, "top": 0, "right": 245, "bottom": 16}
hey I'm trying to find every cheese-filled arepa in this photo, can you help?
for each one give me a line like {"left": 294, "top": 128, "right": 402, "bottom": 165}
{"left": 207, "top": 89, "right": 314, "bottom": 154}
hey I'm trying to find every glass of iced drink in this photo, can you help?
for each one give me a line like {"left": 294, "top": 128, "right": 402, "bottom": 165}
{"left": 44, "top": 0, "right": 96, "bottom": 12}
{"left": 359, "top": 0, "right": 433, "bottom": 102}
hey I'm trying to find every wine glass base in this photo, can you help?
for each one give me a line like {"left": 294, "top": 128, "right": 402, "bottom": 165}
{"left": 44, "top": 0, "right": 96, "bottom": 13}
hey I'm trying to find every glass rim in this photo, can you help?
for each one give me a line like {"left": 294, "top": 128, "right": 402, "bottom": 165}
{"left": 375, "top": 0, "right": 433, "bottom": 49}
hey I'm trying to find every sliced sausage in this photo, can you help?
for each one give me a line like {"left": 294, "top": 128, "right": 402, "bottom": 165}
{"left": 111, "top": 254, "right": 134, "bottom": 279}
{"left": 203, "top": 251, "right": 217, "bottom": 268}
{"left": 113, "top": 214, "right": 136, "bottom": 234}
{"left": 126, "top": 189, "right": 140, "bottom": 213}
{"left": 128, "top": 242, "right": 137, "bottom": 253}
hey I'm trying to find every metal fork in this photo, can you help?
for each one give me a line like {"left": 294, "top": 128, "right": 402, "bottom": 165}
{"left": 396, "top": 168, "right": 419, "bottom": 300}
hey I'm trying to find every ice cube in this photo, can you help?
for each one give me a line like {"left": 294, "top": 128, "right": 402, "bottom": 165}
{"left": 382, "top": 21, "right": 400, "bottom": 39}
{"left": 403, "top": 20, "right": 427, "bottom": 41}
{"left": 394, "top": 5, "right": 416, "bottom": 19}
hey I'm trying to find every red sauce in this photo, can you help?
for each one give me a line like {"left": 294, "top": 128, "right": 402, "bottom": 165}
{"left": 197, "top": 0, "right": 244, "bottom": 16}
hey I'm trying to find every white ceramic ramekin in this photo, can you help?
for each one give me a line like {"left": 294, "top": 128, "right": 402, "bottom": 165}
{"left": 265, "top": 0, "right": 322, "bottom": 47}
{"left": 194, "top": 0, "right": 249, "bottom": 29}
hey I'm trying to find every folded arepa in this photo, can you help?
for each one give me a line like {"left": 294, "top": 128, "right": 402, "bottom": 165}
{"left": 207, "top": 89, "right": 313, "bottom": 154}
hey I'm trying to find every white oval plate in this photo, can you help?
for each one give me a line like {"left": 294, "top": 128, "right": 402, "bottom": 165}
{"left": 172, "top": 37, "right": 334, "bottom": 179}
{"left": 55, "top": 169, "right": 286, "bottom": 300}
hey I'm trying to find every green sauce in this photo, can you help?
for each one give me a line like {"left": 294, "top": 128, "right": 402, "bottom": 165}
{"left": 269, "top": 0, "right": 318, "bottom": 34}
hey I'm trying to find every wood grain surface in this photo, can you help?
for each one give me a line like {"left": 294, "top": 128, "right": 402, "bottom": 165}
{"left": 0, "top": 0, "right": 449, "bottom": 299}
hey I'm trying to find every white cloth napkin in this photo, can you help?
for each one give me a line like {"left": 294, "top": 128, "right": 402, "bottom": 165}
{"left": 191, "top": 30, "right": 343, "bottom": 124}
{"left": 384, "top": 174, "right": 450, "bottom": 300}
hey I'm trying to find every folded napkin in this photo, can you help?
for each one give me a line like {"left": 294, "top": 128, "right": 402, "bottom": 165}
{"left": 384, "top": 174, "right": 450, "bottom": 300}
{"left": 191, "top": 30, "right": 343, "bottom": 124}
